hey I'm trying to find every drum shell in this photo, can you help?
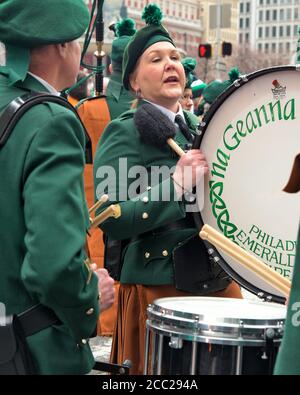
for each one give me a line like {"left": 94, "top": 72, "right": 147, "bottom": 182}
{"left": 144, "top": 297, "right": 286, "bottom": 375}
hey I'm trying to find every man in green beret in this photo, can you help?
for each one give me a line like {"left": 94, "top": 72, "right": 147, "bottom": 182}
{"left": 0, "top": 0, "right": 114, "bottom": 374}
{"left": 105, "top": 18, "right": 136, "bottom": 119}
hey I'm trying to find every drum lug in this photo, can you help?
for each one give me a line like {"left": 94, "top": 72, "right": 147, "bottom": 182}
{"left": 169, "top": 337, "right": 183, "bottom": 349}
{"left": 261, "top": 351, "right": 268, "bottom": 360}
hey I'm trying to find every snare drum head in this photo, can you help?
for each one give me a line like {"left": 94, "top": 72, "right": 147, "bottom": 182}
{"left": 152, "top": 296, "right": 286, "bottom": 325}
{"left": 197, "top": 66, "right": 300, "bottom": 301}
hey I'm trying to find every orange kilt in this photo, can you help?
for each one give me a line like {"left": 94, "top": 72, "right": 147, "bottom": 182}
{"left": 78, "top": 98, "right": 118, "bottom": 336}
{"left": 110, "top": 282, "right": 243, "bottom": 375}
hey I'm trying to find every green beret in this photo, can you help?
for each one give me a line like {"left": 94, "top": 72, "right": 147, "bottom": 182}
{"left": 203, "top": 67, "right": 240, "bottom": 104}
{"left": 0, "top": 0, "right": 89, "bottom": 47}
{"left": 181, "top": 57, "right": 197, "bottom": 89}
{"left": 111, "top": 19, "right": 136, "bottom": 73}
{"left": 0, "top": 0, "right": 89, "bottom": 85}
{"left": 122, "top": 4, "right": 175, "bottom": 90}
{"left": 191, "top": 79, "right": 207, "bottom": 98}
{"left": 197, "top": 67, "right": 240, "bottom": 115}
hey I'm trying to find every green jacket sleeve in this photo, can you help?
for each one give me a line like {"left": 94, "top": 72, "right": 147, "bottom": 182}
{"left": 93, "top": 117, "right": 186, "bottom": 241}
{"left": 21, "top": 108, "right": 99, "bottom": 342}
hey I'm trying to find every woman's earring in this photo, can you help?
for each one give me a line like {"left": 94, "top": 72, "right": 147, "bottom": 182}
{"left": 135, "top": 89, "right": 141, "bottom": 99}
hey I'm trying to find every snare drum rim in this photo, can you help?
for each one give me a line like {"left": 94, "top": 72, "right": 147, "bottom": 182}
{"left": 147, "top": 297, "right": 286, "bottom": 346}
{"left": 146, "top": 318, "right": 283, "bottom": 346}
{"left": 193, "top": 65, "right": 297, "bottom": 304}
{"left": 148, "top": 297, "right": 286, "bottom": 328}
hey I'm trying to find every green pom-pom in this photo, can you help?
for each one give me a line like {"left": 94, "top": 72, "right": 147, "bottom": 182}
{"left": 116, "top": 18, "right": 136, "bottom": 37}
{"left": 142, "top": 4, "right": 163, "bottom": 26}
{"left": 181, "top": 57, "right": 197, "bottom": 74}
{"left": 228, "top": 67, "right": 240, "bottom": 82}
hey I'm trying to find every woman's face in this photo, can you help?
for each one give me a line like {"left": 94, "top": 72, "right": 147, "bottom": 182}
{"left": 180, "top": 88, "right": 193, "bottom": 112}
{"left": 129, "top": 41, "right": 185, "bottom": 111}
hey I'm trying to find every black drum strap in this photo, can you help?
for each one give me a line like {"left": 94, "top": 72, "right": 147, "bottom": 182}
{"left": 0, "top": 91, "right": 92, "bottom": 163}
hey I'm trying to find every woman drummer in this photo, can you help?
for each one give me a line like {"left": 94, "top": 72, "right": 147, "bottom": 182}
{"left": 93, "top": 4, "right": 242, "bottom": 375}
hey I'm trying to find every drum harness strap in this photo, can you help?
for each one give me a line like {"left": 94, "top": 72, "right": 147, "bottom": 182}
{"left": 0, "top": 91, "right": 92, "bottom": 163}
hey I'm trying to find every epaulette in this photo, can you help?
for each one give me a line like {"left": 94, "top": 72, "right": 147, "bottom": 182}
{"left": 118, "top": 109, "right": 135, "bottom": 121}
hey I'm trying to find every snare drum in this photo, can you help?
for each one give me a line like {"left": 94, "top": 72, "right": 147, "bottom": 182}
{"left": 193, "top": 66, "right": 300, "bottom": 303}
{"left": 145, "top": 297, "right": 286, "bottom": 375}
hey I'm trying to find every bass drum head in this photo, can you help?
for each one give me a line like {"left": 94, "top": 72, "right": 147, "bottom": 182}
{"left": 194, "top": 66, "right": 300, "bottom": 303}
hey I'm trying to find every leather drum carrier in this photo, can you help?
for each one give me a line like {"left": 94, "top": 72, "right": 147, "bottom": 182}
{"left": 105, "top": 215, "right": 231, "bottom": 294}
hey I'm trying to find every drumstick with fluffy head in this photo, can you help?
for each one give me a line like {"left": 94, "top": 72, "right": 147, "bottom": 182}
{"left": 134, "top": 102, "right": 185, "bottom": 157}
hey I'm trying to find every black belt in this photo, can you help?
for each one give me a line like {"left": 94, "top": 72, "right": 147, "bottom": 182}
{"left": 131, "top": 216, "right": 195, "bottom": 242}
{"left": 18, "top": 304, "right": 60, "bottom": 337}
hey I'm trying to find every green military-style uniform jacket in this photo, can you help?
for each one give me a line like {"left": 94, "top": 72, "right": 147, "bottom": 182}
{"left": 93, "top": 102, "right": 199, "bottom": 285}
{"left": 274, "top": 226, "right": 300, "bottom": 375}
{"left": 105, "top": 71, "right": 134, "bottom": 120}
{"left": 0, "top": 71, "right": 99, "bottom": 374}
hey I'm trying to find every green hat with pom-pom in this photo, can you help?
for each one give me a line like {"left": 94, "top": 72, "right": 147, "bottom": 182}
{"left": 191, "top": 79, "right": 207, "bottom": 98}
{"left": 111, "top": 18, "right": 136, "bottom": 72}
{"left": 181, "top": 57, "right": 197, "bottom": 89}
{"left": 197, "top": 67, "right": 240, "bottom": 115}
{"left": 202, "top": 67, "right": 240, "bottom": 104}
{"left": 122, "top": 3, "right": 175, "bottom": 90}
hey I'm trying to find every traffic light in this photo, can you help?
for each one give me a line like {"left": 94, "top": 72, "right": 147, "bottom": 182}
{"left": 222, "top": 42, "right": 232, "bottom": 56}
{"left": 198, "top": 43, "right": 212, "bottom": 59}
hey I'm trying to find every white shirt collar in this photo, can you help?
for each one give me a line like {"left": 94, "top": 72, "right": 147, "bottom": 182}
{"left": 27, "top": 72, "right": 59, "bottom": 96}
{"left": 146, "top": 100, "right": 186, "bottom": 124}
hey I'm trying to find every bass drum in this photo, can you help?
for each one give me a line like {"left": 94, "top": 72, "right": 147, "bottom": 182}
{"left": 193, "top": 66, "right": 300, "bottom": 304}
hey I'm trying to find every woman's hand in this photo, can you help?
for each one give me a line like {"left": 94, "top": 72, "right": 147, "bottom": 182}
{"left": 172, "top": 149, "right": 208, "bottom": 198}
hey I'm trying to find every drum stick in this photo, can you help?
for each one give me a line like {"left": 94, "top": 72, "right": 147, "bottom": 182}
{"left": 88, "top": 194, "right": 109, "bottom": 215}
{"left": 167, "top": 139, "right": 185, "bottom": 157}
{"left": 90, "top": 204, "right": 121, "bottom": 228}
{"left": 200, "top": 224, "right": 291, "bottom": 298}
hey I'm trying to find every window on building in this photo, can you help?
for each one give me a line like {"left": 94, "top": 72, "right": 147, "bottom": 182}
{"left": 266, "top": 10, "right": 270, "bottom": 20}
{"left": 239, "top": 18, "right": 244, "bottom": 28}
{"left": 271, "top": 43, "right": 276, "bottom": 52}
{"left": 279, "top": 25, "right": 284, "bottom": 36}
{"left": 272, "top": 26, "right": 277, "bottom": 36}
{"left": 240, "top": 2, "right": 244, "bottom": 13}
{"left": 286, "top": 42, "right": 290, "bottom": 52}
{"left": 287, "top": 8, "right": 292, "bottom": 20}
{"left": 245, "top": 18, "right": 250, "bottom": 28}
{"left": 246, "top": 2, "right": 250, "bottom": 12}
{"left": 258, "top": 26, "right": 263, "bottom": 38}
{"left": 266, "top": 0, "right": 270, "bottom": 4}
{"left": 245, "top": 32, "right": 249, "bottom": 42}
{"left": 294, "top": 8, "right": 299, "bottom": 19}
{"left": 279, "top": 42, "right": 283, "bottom": 53}
{"left": 258, "top": 43, "right": 262, "bottom": 51}
{"left": 239, "top": 33, "right": 243, "bottom": 44}
{"left": 265, "top": 43, "right": 269, "bottom": 52}
{"left": 265, "top": 26, "right": 270, "bottom": 37}
{"left": 280, "top": 9, "right": 284, "bottom": 20}
{"left": 259, "top": 10, "right": 263, "bottom": 21}
{"left": 286, "top": 25, "right": 291, "bottom": 36}
{"left": 294, "top": 25, "right": 298, "bottom": 36}
{"left": 259, "top": 0, "right": 263, "bottom": 4}
{"left": 273, "top": 10, "right": 277, "bottom": 20}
